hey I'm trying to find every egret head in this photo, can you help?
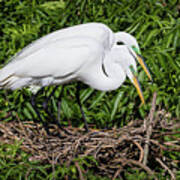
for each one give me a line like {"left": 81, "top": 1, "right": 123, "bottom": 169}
{"left": 115, "top": 32, "right": 140, "bottom": 53}
{"left": 112, "top": 46, "right": 145, "bottom": 104}
{"left": 114, "top": 32, "right": 152, "bottom": 81}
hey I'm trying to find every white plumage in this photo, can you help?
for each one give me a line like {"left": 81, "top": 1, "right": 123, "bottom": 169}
{"left": 0, "top": 22, "right": 152, "bottom": 103}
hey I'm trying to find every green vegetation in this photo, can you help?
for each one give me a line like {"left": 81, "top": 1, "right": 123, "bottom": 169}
{"left": 0, "top": 0, "right": 179, "bottom": 179}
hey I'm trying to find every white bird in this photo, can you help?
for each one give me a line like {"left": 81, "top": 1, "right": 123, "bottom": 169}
{"left": 0, "top": 23, "right": 152, "bottom": 131}
{"left": 0, "top": 36, "right": 144, "bottom": 99}
{"left": 10, "top": 23, "right": 152, "bottom": 82}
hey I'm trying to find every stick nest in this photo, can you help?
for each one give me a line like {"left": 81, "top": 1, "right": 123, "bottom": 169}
{"left": 0, "top": 93, "right": 180, "bottom": 179}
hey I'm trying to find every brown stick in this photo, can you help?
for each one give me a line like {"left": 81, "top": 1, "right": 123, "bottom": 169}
{"left": 150, "top": 139, "right": 180, "bottom": 152}
{"left": 112, "top": 167, "right": 123, "bottom": 180}
{"left": 75, "top": 161, "right": 85, "bottom": 180}
{"left": 132, "top": 140, "right": 144, "bottom": 163}
{"left": 117, "top": 158, "right": 156, "bottom": 178}
{"left": 156, "top": 158, "right": 176, "bottom": 180}
{"left": 143, "top": 92, "right": 157, "bottom": 165}
{"left": 127, "top": 159, "right": 155, "bottom": 178}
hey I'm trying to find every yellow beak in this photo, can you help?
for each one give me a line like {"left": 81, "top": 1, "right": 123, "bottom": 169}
{"left": 133, "top": 75, "right": 145, "bottom": 104}
{"left": 136, "top": 54, "right": 153, "bottom": 81}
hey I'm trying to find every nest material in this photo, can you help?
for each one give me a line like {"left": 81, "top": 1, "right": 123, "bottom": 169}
{"left": 0, "top": 93, "right": 180, "bottom": 180}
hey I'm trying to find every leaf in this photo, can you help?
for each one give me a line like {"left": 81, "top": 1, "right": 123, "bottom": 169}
{"left": 89, "top": 92, "right": 106, "bottom": 109}
{"left": 80, "top": 88, "right": 94, "bottom": 103}
{"left": 23, "top": 108, "right": 32, "bottom": 119}
{"left": 143, "top": 29, "right": 159, "bottom": 47}
{"left": 40, "top": 1, "right": 65, "bottom": 10}
{"left": 111, "top": 92, "right": 123, "bottom": 120}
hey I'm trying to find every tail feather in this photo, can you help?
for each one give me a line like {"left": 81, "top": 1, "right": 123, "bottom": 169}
{"left": 0, "top": 70, "right": 14, "bottom": 89}
{"left": 0, "top": 67, "right": 32, "bottom": 90}
{"left": 0, "top": 74, "right": 32, "bottom": 90}
{"left": 0, "top": 75, "right": 18, "bottom": 88}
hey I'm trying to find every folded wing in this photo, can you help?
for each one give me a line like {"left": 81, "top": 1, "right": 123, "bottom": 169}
{"left": 0, "top": 36, "right": 103, "bottom": 90}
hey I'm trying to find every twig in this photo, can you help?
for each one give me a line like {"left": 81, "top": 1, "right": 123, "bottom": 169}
{"left": 150, "top": 139, "right": 180, "bottom": 152}
{"left": 156, "top": 158, "right": 176, "bottom": 180}
{"left": 112, "top": 167, "right": 123, "bottom": 180}
{"left": 51, "top": 153, "right": 56, "bottom": 180}
{"left": 143, "top": 92, "right": 157, "bottom": 165}
{"left": 75, "top": 161, "right": 85, "bottom": 180}
{"left": 127, "top": 159, "right": 156, "bottom": 178}
{"left": 16, "top": 113, "right": 34, "bottom": 147}
{"left": 153, "top": 131, "right": 180, "bottom": 138}
{"left": 117, "top": 158, "right": 156, "bottom": 179}
{"left": 132, "top": 140, "right": 144, "bottom": 163}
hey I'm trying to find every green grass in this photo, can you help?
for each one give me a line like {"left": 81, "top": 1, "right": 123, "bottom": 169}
{"left": 0, "top": 0, "right": 179, "bottom": 179}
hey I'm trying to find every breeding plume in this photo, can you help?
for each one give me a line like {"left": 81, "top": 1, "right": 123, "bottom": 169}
{"left": 0, "top": 23, "right": 152, "bottom": 131}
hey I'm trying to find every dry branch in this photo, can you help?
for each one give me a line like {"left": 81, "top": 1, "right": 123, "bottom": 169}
{"left": 156, "top": 158, "right": 176, "bottom": 180}
{"left": 143, "top": 92, "right": 157, "bottom": 165}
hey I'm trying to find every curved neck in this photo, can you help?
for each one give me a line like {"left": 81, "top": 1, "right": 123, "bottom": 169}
{"left": 78, "top": 48, "right": 127, "bottom": 91}
{"left": 83, "top": 52, "right": 126, "bottom": 91}
{"left": 104, "top": 51, "right": 126, "bottom": 81}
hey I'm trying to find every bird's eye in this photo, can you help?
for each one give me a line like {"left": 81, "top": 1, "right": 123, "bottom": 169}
{"left": 116, "top": 41, "right": 124, "bottom": 45}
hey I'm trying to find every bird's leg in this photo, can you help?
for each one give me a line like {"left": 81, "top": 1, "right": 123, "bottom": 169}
{"left": 57, "top": 85, "right": 64, "bottom": 128}
{"left": 56, "top": 86, "right": 72, "bottom": 135}
{"left": 30, "top": 87, "right": 50, "bottom": 134}
{"left": 42, "top": 85, "right": 64, "bottom": 127}
{"left": 42, "top": 85, "right": 59, "bottom": 119}
{"left": 76, "top": 83, "right": 89, "bottom": 132}
{"left": 31, "top": 87, "right": 44, "bottom": 121}
{"left": 42, "top": 85, "right": 71, "bottom": 135}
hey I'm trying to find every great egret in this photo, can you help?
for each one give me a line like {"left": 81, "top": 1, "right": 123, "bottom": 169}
{"left": 11, "top": 23, "right": 152, "bottom": 81}
{"left": 0, "top": 23, "right": 152, "bottom": 131}
{"left": 0, "top": 36, "right": 145, "bottom": 129}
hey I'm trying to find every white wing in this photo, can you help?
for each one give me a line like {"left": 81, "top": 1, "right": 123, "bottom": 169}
{"left": 11, "top": 23, "right": 114, "bottom": 62}
{"left": 0, "top": 37, "right": 104, "bottom": 89}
